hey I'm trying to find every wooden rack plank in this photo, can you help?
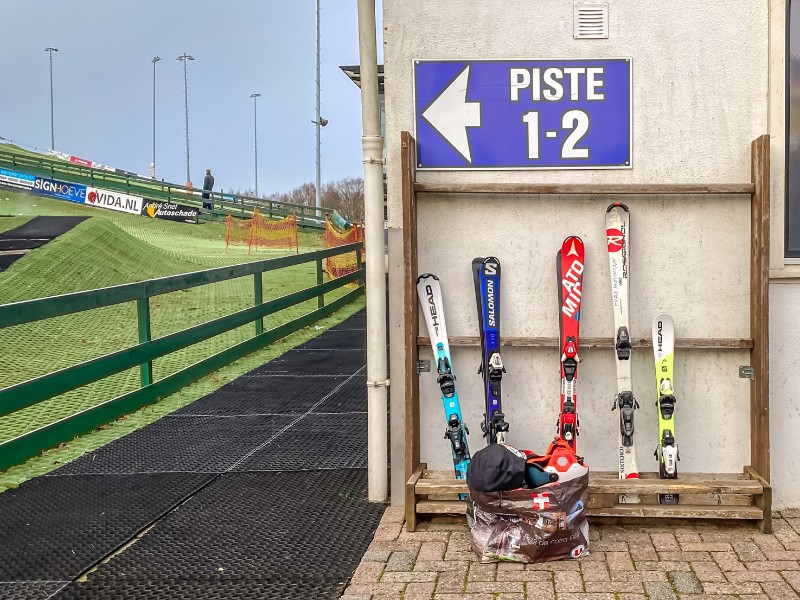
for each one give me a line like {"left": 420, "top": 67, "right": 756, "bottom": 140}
{"left": 414, "top": 183, "right": 755, "bottom": 195}
{"left": 417, "top": 336, "right": 753, "bottom": 350}
{"left": 414, "top": 500, "right": 762, "bottom": 520}
{"left": 588, "top": 479, "right": 762, "bottom": 495}
{"left": 415, "top": 473, "right": 763, "bottom": 496}
{"left": 750, "top": 135, "right": 771, "bottom": 484}
{"left": 587, "top": 505, "right": 763, "bottom": 519}
{"left": 417, "top": 500, "right": 467, "bottom": 514}
{"left": 402, "top": 131, "right": 421, "bottom": 484}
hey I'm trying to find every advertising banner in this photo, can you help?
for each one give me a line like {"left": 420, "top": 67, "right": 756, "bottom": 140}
{"left": 33, "top": 177, "right": 87, "bottom": 203}
{"left": 414, "top": 58, "right": 632, "bottom": 169}
{"left": 69, "top": 155, "right": 93, "bottom": 167}
{"left": 141, "top": 200, "right": 199, "bottom": 224}
{"left": 85, "top": 187, "right": 143, "bottom": 215}
{"left": 0, "top": 168, "right": 36, "bottom": 190}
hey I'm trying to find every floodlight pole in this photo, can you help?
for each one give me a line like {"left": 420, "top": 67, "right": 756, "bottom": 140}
{"left": 45, "top": 48, "right": 58, "bottom": 150}
{"left": 151, "top": 56, "right": 161, "bottom": 178}
{"left": 315, "top": 0, "right": 322, "bottom": 217}
{"left": 177, "top": 53, "right": 195, "bottom": 185}
{"left": 251, "top": 93, "right": 262, "bottom": 197}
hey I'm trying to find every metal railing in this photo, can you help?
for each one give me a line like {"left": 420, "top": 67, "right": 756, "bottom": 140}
{"left": 0, "top": 242, "right": 363, "bottom": 471}
{"left": 0, "top": 147, "right": 325, "bottom": 229}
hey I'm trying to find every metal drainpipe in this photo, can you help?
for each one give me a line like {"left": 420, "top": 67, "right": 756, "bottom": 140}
{"left": 356, "top": 0, "right": 388, "bottom": 503}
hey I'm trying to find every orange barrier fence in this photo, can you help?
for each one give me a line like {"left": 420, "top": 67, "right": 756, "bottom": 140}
{"left": 225, "top": 215, "right": 252, "bottom": 250}
{"left": 324, "top": 214, "right": 362, "bottom": 278}
{"left": 251, "top": 211, "right": 299, "bottom": 253}
{"left": 225, "top": 210, "right": 299, "bottom": 254}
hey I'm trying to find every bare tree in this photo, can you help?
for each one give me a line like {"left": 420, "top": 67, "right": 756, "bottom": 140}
{"left": 286, "top": 182, "right": 317, "bottom": 207}
{"left": 322, "top": 177, "right": 364, "bottom": 222}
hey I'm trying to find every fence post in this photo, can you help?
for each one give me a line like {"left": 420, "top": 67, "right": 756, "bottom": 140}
{"left": 136, "top": 297, "right": 153, "bottom": 386}
{"left": 316, "top": 258, "right": 325, "bottom": 308}
{"left": 254, "top": 272, "right": 264, "bottom": 335}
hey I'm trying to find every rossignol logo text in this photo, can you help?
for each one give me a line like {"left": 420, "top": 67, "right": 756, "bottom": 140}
{"left": 620, "top": 222, "right": 628, "bottom": 279}
{"left": 561, "top": 259, "right": 584, "bottom": 317}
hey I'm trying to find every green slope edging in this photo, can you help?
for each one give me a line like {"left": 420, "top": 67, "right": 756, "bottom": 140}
{"left": 0, "top": 296, "right": 364, "bottom": 491}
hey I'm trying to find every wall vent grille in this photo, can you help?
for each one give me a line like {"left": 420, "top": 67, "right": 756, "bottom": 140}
{"left": 574, "top": 3, "right": 609, "bottom": 39}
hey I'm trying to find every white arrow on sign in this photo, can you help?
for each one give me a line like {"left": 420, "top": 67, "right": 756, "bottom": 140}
{"left": 421, "top": 65, "right": 481, "bottom": 163}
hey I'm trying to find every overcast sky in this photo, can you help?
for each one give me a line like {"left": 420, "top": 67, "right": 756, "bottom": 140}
{"left": 0, "top": 1, "right": 383, "bottom": 194}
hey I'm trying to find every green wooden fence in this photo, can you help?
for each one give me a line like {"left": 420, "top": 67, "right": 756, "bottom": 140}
{"left": 0, "top": 148, "right": 325, "bottom": 229}
{"left": 0, "top": 242, "right": 363, "bottom": 471}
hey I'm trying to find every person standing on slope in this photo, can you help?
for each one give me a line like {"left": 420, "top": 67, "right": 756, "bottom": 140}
{"left": 202, "top": 168, "right": 215, "bottom": 210}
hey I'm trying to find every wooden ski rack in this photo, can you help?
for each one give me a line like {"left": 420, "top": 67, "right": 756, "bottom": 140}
{"left": 401, "top": 131, "right": 771, "bottom": 533}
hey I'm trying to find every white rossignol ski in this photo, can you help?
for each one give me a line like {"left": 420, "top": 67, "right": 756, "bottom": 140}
{"left": 653, "top": 313, "right": 679, "bottom": 504}
{"left": 606, "top": 203, "right": 640, "bottom": 504}
{"left": 417, "top": 273, "right": 471, "bottom": 483}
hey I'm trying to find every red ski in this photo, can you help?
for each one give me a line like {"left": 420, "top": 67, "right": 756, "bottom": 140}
{"left": 556, "top": 236, "right": 584, "bottom": 451}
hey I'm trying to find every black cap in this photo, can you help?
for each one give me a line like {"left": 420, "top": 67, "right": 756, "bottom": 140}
{"left": 467, "top": 444, "right": 526, "bottom": 493}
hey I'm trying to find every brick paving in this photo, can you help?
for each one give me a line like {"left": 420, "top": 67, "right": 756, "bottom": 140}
{"left": 341, "top": 508, "right": 800, "bottom": 599}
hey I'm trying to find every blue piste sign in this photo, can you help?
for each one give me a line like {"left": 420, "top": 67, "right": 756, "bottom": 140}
{"left": 414, "top": 59, "right": 631, "bottom": 170}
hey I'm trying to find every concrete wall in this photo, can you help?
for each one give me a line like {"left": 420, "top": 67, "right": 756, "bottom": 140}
{"left": 384, "top": 0, "right": 773, "bottom": 505}
{"left": 765, "top": 0, "right": 800, "bottom": 511}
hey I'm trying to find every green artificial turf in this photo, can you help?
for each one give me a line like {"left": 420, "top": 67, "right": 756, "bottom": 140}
{"left": 0, "top": 190, "right": 362, "bottom": 489}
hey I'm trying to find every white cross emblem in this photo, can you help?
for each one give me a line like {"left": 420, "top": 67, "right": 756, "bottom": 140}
{"left": 532, "top": 493, "right": 550, "bottom": 510}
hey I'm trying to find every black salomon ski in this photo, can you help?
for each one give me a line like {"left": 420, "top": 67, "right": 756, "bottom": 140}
{"left": 472, "top": 257, "right": 508, "bottom": 444}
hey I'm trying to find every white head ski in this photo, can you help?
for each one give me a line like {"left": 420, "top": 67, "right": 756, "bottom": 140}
{"left": 417, "top": 273, "right": 471, "bottom": 483}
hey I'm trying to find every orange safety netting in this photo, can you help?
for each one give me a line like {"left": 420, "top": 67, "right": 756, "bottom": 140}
{"left": 225, "top": 215, "right": 252, "bottom": 251}
{"left": 225, "top": 210, "right": 299, "bottom": 254}
{"left": 250, "top": 210, "right": 299, "bottom": 254}
{"left": 324, "top": 214, "right": 362, "bottom": 278}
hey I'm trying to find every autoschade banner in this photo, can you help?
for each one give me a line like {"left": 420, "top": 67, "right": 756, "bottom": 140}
{"left": 141, "top": 200, "right": 199, "bottom": 224}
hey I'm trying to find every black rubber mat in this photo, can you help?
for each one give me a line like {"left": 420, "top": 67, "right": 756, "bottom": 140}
{"left": 55, "top": 470, "right": 383, "bottom": 598}
{"left": 0, "top": 216, "right": 88, "bottom": 271}
{"left": 312, "top": 378, "right": 367, "bottom": 414}
{"left": 329, "top": 311, "right": 366, "bottom": 330}
{"left": 0, "top": 473, "right": 212, "bottom": 581}
{"left": 0, "top": 238, "right": 49, "bottom": 251}
{"left": 299, "top": 327, "right": 365, "bottom": 350}
{"left": 0, "top": 254, "right": 24, "bottom": 270}
{"left": 0, "top": 581, "right": 67, "bottom": 600}
{"left": 172, "top": 376, "right": 348, "bottom": 416}
{"left": 255, "top": 349, "right": 363, "bottom": 376}
{"left": 52, "top": 415, "right": 293, "bottom": 475}
{"left": 0, "top": 216, "right": 88, "bottom": 239}
{"left": 2, "top": 308, "right": 380, "bottom": 598}
{"left": 233, "top": 413, "right": 367, "bottom": 471}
